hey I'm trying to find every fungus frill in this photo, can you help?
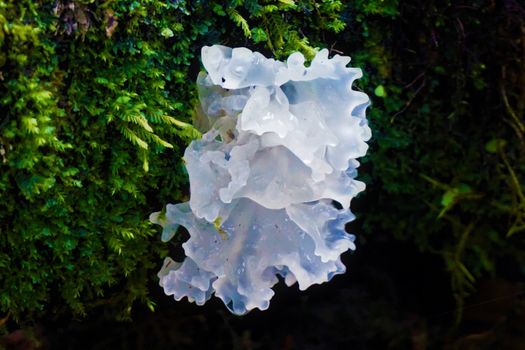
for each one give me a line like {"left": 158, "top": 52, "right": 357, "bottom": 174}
{"left": 150, "top": 45, "right": 371, "bottom": 315}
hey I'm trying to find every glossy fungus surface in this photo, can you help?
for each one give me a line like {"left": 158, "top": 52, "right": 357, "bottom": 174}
{"left": 151, "top": 45, "right": 370, "bottom": 315}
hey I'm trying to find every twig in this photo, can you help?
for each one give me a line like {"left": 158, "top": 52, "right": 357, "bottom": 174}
{"left": 404, "top": 72, "right": 426, "bottom": 89}
{"left": 499, "top": 144, "right": 525, "bottom": 201}
{"left": 329, "top": 41, "right": 344, "bottom": 55}
{"left": 0, "top": 312, "right": 10, "bottom": 327}
{"left": 503, "top": 117, "right": 524, "bottom": 141}
{"left": 455, "top": 17, "right": 465, "bottom": 40}
{"left": 392, "top": 77, "right": 426, "bottom": 120}
{"left": 454, "top": 222, "right": 475, "bottom": 263}
{"left": 500, "top": 67, "right": 525, "bottom": 139}
{"left": 500, "top": 83, "right": 524, "bottom": 133}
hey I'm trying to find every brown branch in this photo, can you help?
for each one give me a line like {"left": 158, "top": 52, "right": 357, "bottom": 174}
{"left": 404, "top": 72, "right": 426, "bottom": 89}
{"left": 392, "top": 78, "right": 426, "bottom": 121}
{"left": 0, "top": 312, "right": 10, "bottom": 327}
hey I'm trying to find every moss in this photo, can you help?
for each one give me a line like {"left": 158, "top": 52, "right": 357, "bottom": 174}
{"left": 0, "top": 0, "right": 345, "bottom": 322}
{"left": 1, "top": 0, "right": 523, "bottom": 329}
{"left": 341, "top": 0, "right": 525, "bottom": 323}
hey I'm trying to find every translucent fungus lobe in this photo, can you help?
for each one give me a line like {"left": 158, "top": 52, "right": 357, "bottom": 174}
{"left": 151, "top": 45, "right": 370, "bottom": 315}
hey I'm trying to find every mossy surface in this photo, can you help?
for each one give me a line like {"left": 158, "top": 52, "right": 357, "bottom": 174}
{"left": 0, "top": 0, "right": 346, "bottom": 322}
{"left": 0, "top": 1, "right": 524, "bottom": 345}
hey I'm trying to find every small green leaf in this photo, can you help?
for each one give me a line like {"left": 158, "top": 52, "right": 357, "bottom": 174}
{"left": 173, "top": 23, "right": 184, "bottom": 32}
{"left": 161, "top": 28, "right": 174, "bottom": 38}
{"left": 441, "top": 189, "right": 457, "bottom": 207}
{"left": 374, "top": 85, "right": 386, "bottom": 97}
{"left": 484, "top": 138, "right": 506, "bottom": 153}
{"left": 251, "top": 27, "right": 268, "bottom": 43}
{"left": 146, "top": 300, "right": 156, "bottom": 312}
{"left": 441, "top": 184, "right": 471, "bottom": 207}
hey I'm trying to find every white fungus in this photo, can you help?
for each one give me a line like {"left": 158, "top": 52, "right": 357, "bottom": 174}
{"left": 150, "top": 45, "right": 371, "bottom": 315}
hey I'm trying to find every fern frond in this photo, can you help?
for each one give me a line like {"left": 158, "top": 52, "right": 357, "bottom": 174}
{"left": 277, "top": 0, "right": 295, "bottom": 6}
{"left": 134, "top": 128, "right": 173, "bottom": 149}
{"left": 122, "top": 114, "right": 154, "bottom": 132}
{"left": 227, "top": 8, "right": 251, "bottom": 37}
{"left": 261, "top": 5, "right": 279, "bottom": 14}
{"left": 118, "top": 125, "right": 149, "bottom": 150}
{"left": 148, "top": 133, "right": 173, "bottom": 149}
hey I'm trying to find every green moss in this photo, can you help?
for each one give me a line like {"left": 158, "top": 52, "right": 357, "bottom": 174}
{"left": 342, "top": 0, "right": 525, "bottom": 323}
{"left": 0, "top": 0, "right": 345, "bottom": 322}
{"left": 1, "top": 0, "right": 523, "bottom": 329}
